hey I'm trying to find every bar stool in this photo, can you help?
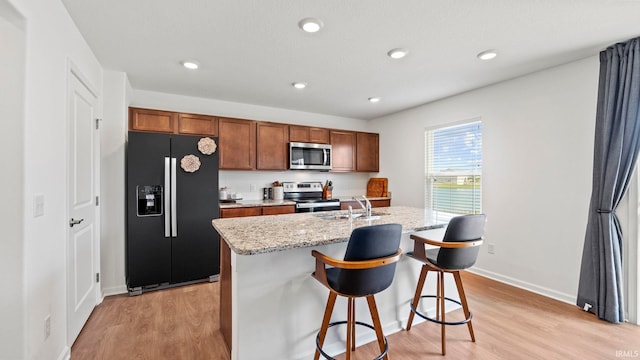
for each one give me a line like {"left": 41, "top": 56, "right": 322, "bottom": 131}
{"left": 311, "top": 223, "right": 402, "bottom": 360}
{"left": 405, "top": 214, "right": 485, "bottom": 355}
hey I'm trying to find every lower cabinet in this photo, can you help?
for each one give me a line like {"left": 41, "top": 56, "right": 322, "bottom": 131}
{"left": 220, "top": 205, "right": 295, "bottom": 218}
{"left": 340, "top": 199, "right": 391, "bottom": 210}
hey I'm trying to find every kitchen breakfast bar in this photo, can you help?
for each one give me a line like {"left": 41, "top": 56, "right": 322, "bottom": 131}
{"left": 211, "top": 206, "right": 453, "bottom": 360}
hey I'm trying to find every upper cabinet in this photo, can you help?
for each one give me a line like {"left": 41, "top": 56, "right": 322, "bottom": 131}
{"left": 256, "top": 122, "right": 289, "bottom": 170}
{"left": 289, "top": 125, "right": 330, "bottom": 144}
{"left": 178, "top": 113, "right": 218, "bottom": 136}
{"left": 330, "top": 130, "right": 357, "bottom": 172}
{"left": 129, "top": 107, "right": 218, "bottom": 136}
{"left": 218, "top": 117, "right": 256, "bottom": 170}
{"left": 129, "top": 107, "right": 379, "bottom": 173}
{"left": 129, "top": 107, "right": 176, "bottom": 133}
{"left": 356, "top": 132, "right": 379, "bottom": 172}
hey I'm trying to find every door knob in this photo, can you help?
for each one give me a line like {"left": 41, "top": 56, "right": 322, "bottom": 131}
{"left": 69, "top": 218, "right": 84, "bottom": 227}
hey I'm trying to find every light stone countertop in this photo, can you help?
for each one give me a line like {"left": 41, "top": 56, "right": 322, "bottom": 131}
{"left": 211, "top": 206, "right": 445, "bottom": 255}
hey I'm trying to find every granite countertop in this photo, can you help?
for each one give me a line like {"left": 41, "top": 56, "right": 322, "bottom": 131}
{"left": 219, "top": 199, "right": 296, "bottom": 209}
{"left": 211, "top": 206, "right": 444, "bottom": 255}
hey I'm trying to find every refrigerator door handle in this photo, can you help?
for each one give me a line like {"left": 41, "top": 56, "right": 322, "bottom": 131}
{"left": 164, "top": 157, "right": 171, "bottom": 237}
{"left": 171, "top": 157, "right": 178, "bottom": 237}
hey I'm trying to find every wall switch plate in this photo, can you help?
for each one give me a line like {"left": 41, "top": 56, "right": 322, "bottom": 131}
{"left": 249, "top": 184, "right": 256, "bottom": 192}
{"left": 487, "top": 243, "right": 495, "bottom": 254}
{"left": 34, "top": 194, "right": 45, "bottom": 217}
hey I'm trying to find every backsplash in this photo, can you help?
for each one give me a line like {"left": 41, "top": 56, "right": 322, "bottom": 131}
{"left": 219, "top": 171, "right": 372, "bottom": 200}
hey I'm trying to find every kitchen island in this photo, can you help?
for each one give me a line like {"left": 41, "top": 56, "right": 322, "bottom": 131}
{"left": 211, "top": 206, "right": 452, "bottom": 360}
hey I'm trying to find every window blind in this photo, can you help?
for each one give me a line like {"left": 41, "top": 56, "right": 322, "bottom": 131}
{"left": 425, "top": 121, "right": 482, "bottom": 217}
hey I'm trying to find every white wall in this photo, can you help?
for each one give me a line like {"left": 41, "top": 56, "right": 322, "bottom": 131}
{"left": 370, "top": 57, "right": 599, "bottom": 303}
{"left": 9, "top": 0, "right": 104, "bottom": 358}
{"left": 0, "top": 3, "right": 25, "bottom": 358}
{"left": 100, "top": 71, "right": 130, "bottom": 296}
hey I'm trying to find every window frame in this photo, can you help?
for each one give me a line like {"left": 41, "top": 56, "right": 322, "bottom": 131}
{"left": 424, "top": 119, "right": 483, "bottom": 221}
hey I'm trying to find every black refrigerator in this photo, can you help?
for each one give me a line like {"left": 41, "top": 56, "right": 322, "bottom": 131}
{"left": 126, "top": 131, "right": 219, "bottom": 295}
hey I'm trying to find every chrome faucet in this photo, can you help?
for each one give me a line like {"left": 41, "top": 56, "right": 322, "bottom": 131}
{"left": 353, "top": 195, "right": 372, "bottom": 218}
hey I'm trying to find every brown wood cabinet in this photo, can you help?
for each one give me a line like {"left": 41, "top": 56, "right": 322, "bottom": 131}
{"left": 220, "top": 205, "right": 295, "bottom": 218}
{"left": 129, "top": 107, "right": 176, "bottom": 133}
{"left": 289, "top": 125, "right": 330, "bottom": 144}
{"left": 257, "top": 122, "right": 289, "bottom": 170}
{"left": 260, "top": 205, "right": 296, "bottom": 215}
{"left": 129, "top": 107, "right": 380, "bottom": 173}
{"left": 178, "top": 113, "right": 218, "bottom": 136}
{"left": 330, "top": 130, "right": 357, "bottom": 172}
{"left": 130, "top": 107, "right": 219, "bottom": 136}
{"left": 340, "top": 199, "right": 391, "bottom": 210}
{"left": 219, "top": 207, "right": 261, "bottom": 218}
{"left": 356, "top": 132, "right": 379, "bottom": 172}
{"left": 218, "top": 117, "right": 256, "bottom": 170}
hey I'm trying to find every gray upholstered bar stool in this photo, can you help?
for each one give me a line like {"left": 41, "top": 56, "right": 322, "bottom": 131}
{"left": 311, "top": 223, "right": 402, "bottom": 360}
{"left": 405, "top": 214, "right": 486, "bottom": 355}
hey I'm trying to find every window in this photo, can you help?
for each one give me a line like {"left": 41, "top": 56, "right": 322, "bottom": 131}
{"left": 425, "top": 121, "right": 482, "bottom": 219}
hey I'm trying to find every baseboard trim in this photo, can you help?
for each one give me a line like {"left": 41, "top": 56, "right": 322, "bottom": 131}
{"left": 57, "top": 346, "right": 70, "bottom": 360}
{"left": 102, "top": 284, "right": 128, "bottom": 297}
{"left": 469, "top": 268, "right": 576, "bottom": 305}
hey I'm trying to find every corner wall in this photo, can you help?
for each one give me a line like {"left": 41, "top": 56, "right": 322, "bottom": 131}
{"left": 370, "top": 57, "right": 599, "bottom": 303}
{"left": 0, "top": 3, "right": 25, "bottom": 358}
{"left": 12, "top": 0, "right": 103, "bottom": 358}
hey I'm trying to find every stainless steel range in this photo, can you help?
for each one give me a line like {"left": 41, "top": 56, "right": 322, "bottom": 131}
{"left": 283, "top": 182, "right": 341, "bottom": 212}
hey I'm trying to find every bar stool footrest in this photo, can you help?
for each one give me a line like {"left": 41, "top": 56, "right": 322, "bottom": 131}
{"left": 410, "top": 295, "right": 472, "bottom": 326}
{"left": 316, "top": 320, "right": 389, "bottom": 360}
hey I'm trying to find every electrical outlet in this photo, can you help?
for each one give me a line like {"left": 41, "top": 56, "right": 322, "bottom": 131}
{"left": 487, "top": 243, "right": 495, "bottom": 255}
{"left": 44, "top": 315, "right": 51, "bottom": 339}
{"left": 249, "top": 184, "right": 256, "bottom": 192}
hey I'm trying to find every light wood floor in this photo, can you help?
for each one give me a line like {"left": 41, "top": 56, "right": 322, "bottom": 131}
{"left": 72, "top": 272, "right": 639, "bottom": 359}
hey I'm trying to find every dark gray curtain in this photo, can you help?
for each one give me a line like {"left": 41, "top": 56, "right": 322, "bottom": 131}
{"left": 577, "top": 36, "right": 640, "bottom": 323}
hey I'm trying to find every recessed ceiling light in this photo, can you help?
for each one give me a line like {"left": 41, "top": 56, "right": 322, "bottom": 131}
{"left": 298, "top": 18, "right": 323, "bottom": 33}
{"left": 387, "top": 48, "right": 408, "bottom": 59}
{"left": 368, "top": 97, "right": 381, "bottom": 103}
{"left": 477, "top": 50, "right": 497, "bottom": 61}
{"left": 292, "top": 82, "right": 307, "bottom": 89}
{"left": 182, "top": 61, "right": 199, "bottom": 70}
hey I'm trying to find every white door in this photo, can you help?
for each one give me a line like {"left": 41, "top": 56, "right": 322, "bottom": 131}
{"left": 67, "top": 68, "right": 100, "bottom": 344}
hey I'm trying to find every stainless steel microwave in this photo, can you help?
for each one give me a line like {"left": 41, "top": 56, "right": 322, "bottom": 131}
{"left": 289, "top": 142, "right": 332, "bottom": 170}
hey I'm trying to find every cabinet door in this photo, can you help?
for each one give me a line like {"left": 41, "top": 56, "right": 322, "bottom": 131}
{"left": 356, "top": 132, "right": 379, "bottom": 172}
{"left": 129, "top": 107, "right": 176, "bottom": 133}
{"left": 257, "top": 122, "right": 289, "bottom": 170}
{"left": 290, "top": 125, "right": 330, "bottom": 144}
{"left": 178, "top": 113, "right": 218, "bottom": 136}
{"left": 340, "top": 199, "right": 390, "bottom": 210}
{"left": 218, "top": 117, "right": 256, "bottom": 170}
{"left": 289, "top": 125, "right": 310, "bottom": 143}
{"left": 261, "top": 205, "right": 295, "bottom": 215}
{"left": 330, "top": 130, "right": 356, "bottom": 172}
{"left": 220, "top": 207, "right": 262, "bottom": 218}
{"left": 309, "top": 127, "right": 330, "bottom": 144}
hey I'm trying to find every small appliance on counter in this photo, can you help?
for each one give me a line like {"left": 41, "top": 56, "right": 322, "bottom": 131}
{"left": 283, "top": 181, "right": 340, "bottom": 212}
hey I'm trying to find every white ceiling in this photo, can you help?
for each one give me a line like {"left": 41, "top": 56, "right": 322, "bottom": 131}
{"left": 61, "top": 0, "right": 640, "bottom": 120}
